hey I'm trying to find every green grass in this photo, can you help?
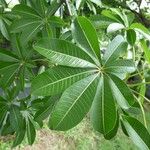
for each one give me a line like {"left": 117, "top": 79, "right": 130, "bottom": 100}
{"left": 0, "top": 117, "right": 140, "bottom": 150}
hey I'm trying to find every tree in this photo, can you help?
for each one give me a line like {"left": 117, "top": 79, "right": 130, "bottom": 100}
{"left": 0, "top": 0, "right": 150, "bottom": 149}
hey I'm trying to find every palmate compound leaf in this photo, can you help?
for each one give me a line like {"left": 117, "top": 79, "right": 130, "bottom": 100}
{"left": 11, "top": 4, "right": 64, "bottom": 43}
{"left": 0, "top": 39, "right": 35, "bottom": 89}
{"left": 32, "top": 17, "right": 139, "bottom": 145}
{"left": 49, "top": 74, "right": 99, "bottom": 130}
{"left": 122, "top": 115, "right": 150, "bottom": 150}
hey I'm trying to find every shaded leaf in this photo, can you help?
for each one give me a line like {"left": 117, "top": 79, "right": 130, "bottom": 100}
{"left": 12, "top": 130, "right": 25, "bottom": 147}
{"left": 0, "top": 19, "right": 10, "bottom": 40}
{"left": 126, "top": 29, "right": 136, "bottom": 46}
{"left": 141, "top": 39, "right": 150, "bottom": 63}
{"left": 26, "top": 119, "right": 36, "bottom": 145}
{"left": 130, "top": 23, "right": 150, "bottom": 40}
{"left": 12, "top": 4, "right": 41, "bottom": 19}
{"left": 10, "top": 105, "right": 23, "bottom": 132}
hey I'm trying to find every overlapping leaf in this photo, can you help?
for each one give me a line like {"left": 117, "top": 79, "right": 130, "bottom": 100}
{"left": 33, "top": 38, "right": 97, "bottom": 68}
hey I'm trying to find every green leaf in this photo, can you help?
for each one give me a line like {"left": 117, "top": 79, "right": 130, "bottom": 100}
{"left": 12, "top": 130, "right": 25, "bottom": 147}
{"left": 32, "top": 66, "right": 96, "bottom": 96}
{"left": 34, "top": 98, "right": 56, "bottom": 122}
{"left": 0, "top": 106, "right": 7, "bottom": 128}
{"left": 26, "top": 119, "right": 36, "bottom": 145}
{"left": 49, "top": 74, "right": 99, "bottom": 130}
{"left": 0, "top": 49, "right": 18, "bottom": 62}
{"left": 103, "top": 35, "right": 128, "bottom": 65}
{"left": 126, "top": 29, "right": 136, "bottom": 46}
{"left": 130, "top": 23, "right": 150, "bottom": 40}
{"left": 89, "top": 15, "right": 115, "bottom": 29}
{"left": 12, "top": 4, "right": 41, "bottom": 19}
{"left": 101, "top": 10, "right": 124, "bottom": 24}
{"left": 91, "top": 75, "right": 118, "bottom": 137}
{"left": 11, "top": 18, "right": 41, "bottom": 33}
{"left": 122, "top": 115, "right": 150, "bottom": 150}
{"left": 10, "top": 105, "right": 23, "bottom": 132}
{"left": 48, "top": 16, "right": 65, "bottom": 27}
{"left": 60, "top": 30, "right": 72, "bottom": 41}
{"left": 0, "top": 19, "right": 10, "bottom": 40}
{"left": 33, "top": 38, "right": 97, "bottom": 68}
{"left": 20, "top": 22, "right": 42, "bottom": 43}
{"left": 105, "top": 59, "right": 135, "bottom": 79}
{"left": 1, "top": 121, "right": 14, "bottom": 136}
{"left": 46, "top": 0, "right": 62, "bottom": 16}
{"left": 141, "top": 40, "right": 150, "bottom": 63}
{"left": 0, "top": 62, "right": 20, "bottom": 88}
{"left": 104, "top": 112, "right": 119, "bottom": 140}
{"left": 43, "top": 23, "right": 53, "bottom": 38}
{"left": 32, "top": 0, "right": 47, "bottom": 17}
{"left": 72, "top": 16, "right": 101, "bottom": 64}
{"left": 108, "top": 74, "right": 135, "bottom": 109}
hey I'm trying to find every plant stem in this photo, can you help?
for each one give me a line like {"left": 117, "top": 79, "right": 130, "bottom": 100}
{"left": 132, "top": 46, "right": 136, "bottom": 62}
{"left": 128, "top": 82, "right": 150, "bottom": 87}
{"left": 132, "top": 89, "right": 150, "bottom": 104}
{"left": 133, "top": 95, "right": 147, "bottom": 129}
